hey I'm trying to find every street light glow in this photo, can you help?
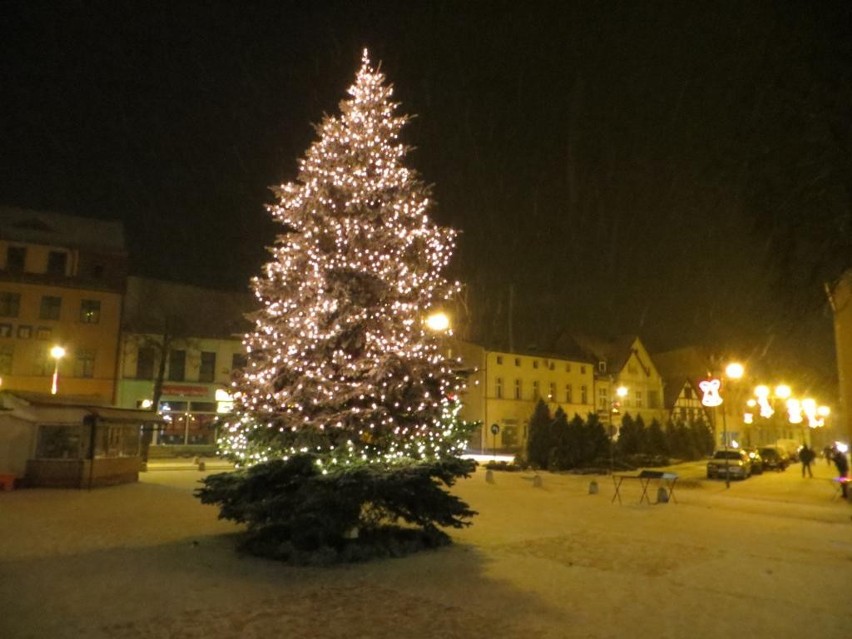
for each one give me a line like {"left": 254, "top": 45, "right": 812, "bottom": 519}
{"left": 424, "top": 311, "right": 450, "bottom": 332}
{"left": 775, "top": 384, "right": 792, "bottom": 399}
{"left": 50, "top": 345, "right": 65, "bottom": 395}
{"left": 725, "top": 362, "right": 744, "bottom": 379}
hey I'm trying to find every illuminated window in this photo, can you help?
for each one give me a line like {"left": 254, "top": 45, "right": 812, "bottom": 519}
{"left": 79, "top": 299, "right": 101, "bottom": 324}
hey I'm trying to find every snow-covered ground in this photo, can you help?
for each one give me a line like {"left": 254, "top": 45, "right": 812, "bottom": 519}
{"left": 1, "top": 458, "right": 850, "bottom": 638}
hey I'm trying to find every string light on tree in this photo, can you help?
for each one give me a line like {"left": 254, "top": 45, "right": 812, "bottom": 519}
{"left": 219, "top": 50, "right": 468, "bottom": 468}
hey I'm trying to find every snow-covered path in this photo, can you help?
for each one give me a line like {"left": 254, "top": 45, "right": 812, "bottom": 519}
{"left": 1, "top": 461, "right": 849, "bottom": 638}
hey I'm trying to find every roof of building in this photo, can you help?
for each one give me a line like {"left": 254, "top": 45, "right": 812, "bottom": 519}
{"left": 554, "top": 332, "right": 639, "bottom": 373}
{"left": 0, "top": 391, "right": 164, "bottom": 423}
{"left": 0, "top": 206, "right": 126, "bottom": 253}
{"left": 123, "top": 276, "right": 254, "bottom": 339}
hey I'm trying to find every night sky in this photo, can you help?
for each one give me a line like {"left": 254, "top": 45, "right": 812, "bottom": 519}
{"left": 2, "top": 1, "right": 850, "bottom": 388}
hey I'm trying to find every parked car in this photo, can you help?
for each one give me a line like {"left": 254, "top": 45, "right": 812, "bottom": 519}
{"left": 744, "top": 448, "right": 764, "bottom": 475}
{"left": 706, "top": 449, "right": 752, "bottom": 480}
{"left": 758, "top": 446, "right": 789, "bottom": 471}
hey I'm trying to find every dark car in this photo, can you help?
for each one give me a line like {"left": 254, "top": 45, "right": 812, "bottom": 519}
{"left": 745, "top": 448, "right": 764, "bottom": 475}
{"left": 707, "top": 449, "right": 752, "bottom": 480}
{"left": 758, "top": 446, "right": 789, "bottom": 471}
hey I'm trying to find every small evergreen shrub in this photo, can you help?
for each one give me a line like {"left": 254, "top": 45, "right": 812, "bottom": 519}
{"left": 195, "top": 454, "right": 476, "bottom": 564}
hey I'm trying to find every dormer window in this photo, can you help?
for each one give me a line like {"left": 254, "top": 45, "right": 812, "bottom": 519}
{"left": 598, "top": 361, "right": 607, "bottom": 373}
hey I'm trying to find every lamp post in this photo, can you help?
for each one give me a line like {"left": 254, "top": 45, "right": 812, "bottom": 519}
{"left": 50, "top": 345, "right": 65, "bottom": 395}
{"left": 722, "top": 362, "right": 744, "bottom": 489}
{"left": 608, "top": 384, "right": 628, "bottom": 473}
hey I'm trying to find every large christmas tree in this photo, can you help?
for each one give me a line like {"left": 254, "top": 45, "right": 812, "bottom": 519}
{"left": 220, "top": 51, "right": 469, "bottom": 470}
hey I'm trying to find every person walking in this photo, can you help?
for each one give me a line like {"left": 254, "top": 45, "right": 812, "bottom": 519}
{"left": 832, "top": 446, "right": 849, "bottom": 499}
{"left": 799, "top": 444, "right": 815, "bottom": 478}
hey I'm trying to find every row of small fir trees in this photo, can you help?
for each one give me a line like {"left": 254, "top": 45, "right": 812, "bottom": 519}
{"left": 525, "top": 399, "right": 715, "bottom": 471}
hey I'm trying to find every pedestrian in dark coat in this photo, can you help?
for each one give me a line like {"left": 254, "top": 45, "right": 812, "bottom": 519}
{"left": 799, "top": 444, "right": 815, "bottom": 478}
{"left": 832, "top": 447, "right": 849, "bottom": 499}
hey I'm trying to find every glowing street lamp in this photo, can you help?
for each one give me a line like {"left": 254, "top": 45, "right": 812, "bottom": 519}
{"left": 50, "top": 345, "right": 65, "bottom": 395}
{"left": 424, "top": 311, "right": 450, "bottom": 333}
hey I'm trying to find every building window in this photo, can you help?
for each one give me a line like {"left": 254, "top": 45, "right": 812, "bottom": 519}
{"left": 80, "top": 299, "right": 101, "bottom": 323}
{"left": 199, "top": 351, "right": 216, "bottom": 382}
{"left": 684, "top": 386, "right": 693, "bottom": 400}
{"left": 548, "top": 361, "right": 555, "bottom": 371}
{"left": 0, "top": 344, "right": 13, "bottom": 375}
{"left": 74, "top": 349, "right": 95, "bottom": 378}
{"left": 136, "top": 347, "right": 155, "bottom": 380}
{"left": 17, "top": 325, "right": 31, "bottom": 339}
{"left": 0, "top": 324, "right": 11, "bottom": 338}
{"left": 514, "top": 379, "right": 522, "bottom": 400}
{"left": 496, "top": 355, "right": 503, "bottom": 365}
{"left": 39, "top": 295, "right": 62, "bottom": 320}
{"left": 532, "top": 380, "right": 540, "bottom": 399}
{"left": 581, "top": 385, "right": 588, "bottom": 404}
{"left": 34, "top": 346, "right": 52, "bottom": 376}
{"left": 565, "top": 363, "right": 571, "bottom": 372}
{"left": 231, "top": 352, "right": 247, "bottom": 371}
{"left": 0, "top": 292, "right": 21, "bottom": 318}
{"left": 533, "top": 360, "right": 539, "bottom": 369}
{"left": 168, "top": 349, "right": 186, "bottom": 381}
{"left": 36, "top": 326, "right": 52, "bottom": 340}
{"left": 565, "top": 384, "right": 573, "bottom": 403}
{"left": 598, "top": 387, "right": 608, "bottom": 410}
{"left": 635, "top": 390, "right": 643, "bottom": 408}
{"left": 549, "top": 382, "right": 556, "bottom": 400}
{"left": 495, "top": 377, "right": 503, "bottom": 399}
{"left": 6, "top": 246, "right": 26, "bottom": 272}
{"left": 514, "top": 357, "right": 521, "bottom": 367}
{"left": 47, "top": 251, "right": 68, "bottom": 276}
{"left": 580, "top": 365, "right": 586, "bottom": 374}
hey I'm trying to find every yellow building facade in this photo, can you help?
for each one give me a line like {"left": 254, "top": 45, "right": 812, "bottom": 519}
{"left": 0, "top": 209, "right": 126, "bottom": 403}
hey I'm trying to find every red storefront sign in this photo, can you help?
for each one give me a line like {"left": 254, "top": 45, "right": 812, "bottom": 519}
{"left": 160, "top": 385, "right": 210, "bottom": 397}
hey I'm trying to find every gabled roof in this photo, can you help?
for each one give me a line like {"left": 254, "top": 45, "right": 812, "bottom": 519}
{"left": 555, "top": 332, "right": 639, "bottom": 373}
{"left": 0, "top": 206, "right": 126, "bottom": 253}
{"left": 652, "top": 346, "right": 714, "bottom": 384}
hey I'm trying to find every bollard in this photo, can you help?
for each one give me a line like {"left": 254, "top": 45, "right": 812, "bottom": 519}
{"left": 485, "top": 469, "right": 495, "bottom": 484}
{"left": 656, "top": 486, "right": 669, "bottom": 503}
{"left": 588, "top": 480, "right": 599, "bottom": 495}
{"left": 532, "top": 474, "right": 542, "bottom": 488}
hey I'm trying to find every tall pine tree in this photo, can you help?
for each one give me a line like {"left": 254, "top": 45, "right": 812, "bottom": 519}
{"left": 220, "top": 51, "right": 468, "bottom": 469}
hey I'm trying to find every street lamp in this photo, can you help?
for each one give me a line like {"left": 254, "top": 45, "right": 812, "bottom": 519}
{"left": 424, "top": 311, "right": 450, "bottom": 333}
{"left": 50, "top": 345, "right": 65, "bottom": 395}
{"left": 608, "top": 384, "right": 628, "bottom": 473}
